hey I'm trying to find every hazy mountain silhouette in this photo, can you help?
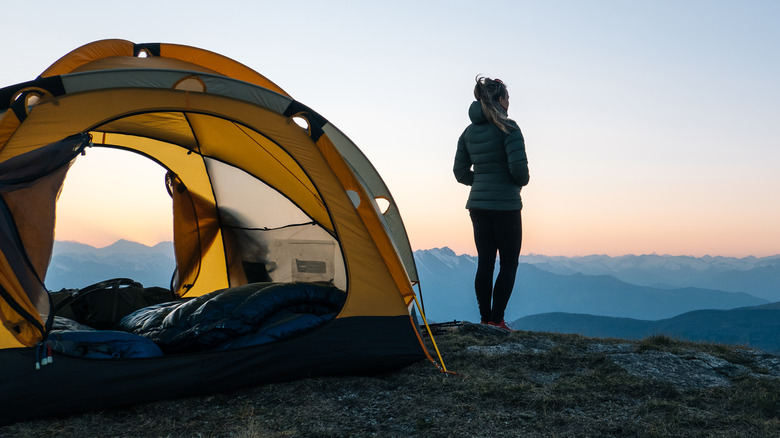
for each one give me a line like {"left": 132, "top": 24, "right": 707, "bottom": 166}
{"left": 45, "top": 241, "right": 776, "bottom": 338}
{"left": 414, "top": 247, "right": 769, "bottom": 323}
{"left": 46, "top": 240, "right": 175, "bottom": 290}
{"left": 520, "top": 253, "right": 780, "bottom": 301}
{"left": 513, "top": 302, "right": 780, "bottom": 353}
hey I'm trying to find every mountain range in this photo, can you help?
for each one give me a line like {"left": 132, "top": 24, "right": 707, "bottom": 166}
{"left": 45, "top": 241, "right": 780, "bottom": 352}
{"left": 519, "top": 253, "right": 780, "bottom": 302}
{"left": 513, "top": 302, "right": 780, "bottom": 353}
{"left": 413, "top": 247, "right": 780, "bottom": 353}
{"left": 413, "top": 247, "right": 774, "bottom": 323}
{"left": 46, "top": 240, "right": 175, "bottom": 291}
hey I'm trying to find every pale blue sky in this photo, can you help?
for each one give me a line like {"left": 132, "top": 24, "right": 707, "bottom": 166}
{"left": 2, "top": 1, "right": 779, "bottom": 256}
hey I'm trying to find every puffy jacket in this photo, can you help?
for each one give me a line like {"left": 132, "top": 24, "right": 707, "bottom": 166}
{"left": 453, "top": 101, "right": 529, "bottom": 210}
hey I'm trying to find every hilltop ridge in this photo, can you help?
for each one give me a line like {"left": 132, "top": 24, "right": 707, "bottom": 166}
{"left": 4, "top": 324, "right": 780, "bottom": 436}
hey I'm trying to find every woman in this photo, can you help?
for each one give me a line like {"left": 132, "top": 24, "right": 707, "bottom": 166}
{"left": 453, "top": 76, "right": 530, "bottom": 330}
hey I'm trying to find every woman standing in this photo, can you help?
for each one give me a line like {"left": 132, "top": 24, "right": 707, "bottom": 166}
{"left": 453, "top": 76, "right": 530, "bottom": 330}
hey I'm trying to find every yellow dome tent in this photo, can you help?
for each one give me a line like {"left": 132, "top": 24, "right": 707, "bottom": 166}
{"left": 0, "top": 40, "right": 443, "bottom": 425}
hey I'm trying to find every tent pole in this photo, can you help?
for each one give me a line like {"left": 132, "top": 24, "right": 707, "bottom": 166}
{"left": 415, "top": 282, "right": 425, "bottom": 315}
{"left": 412, "top": 294, "right": 452, "bottom": 374}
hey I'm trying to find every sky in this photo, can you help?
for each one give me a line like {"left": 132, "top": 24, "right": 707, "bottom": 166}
{"left": 2, "top": 1, "right": 779, "bottom": 257}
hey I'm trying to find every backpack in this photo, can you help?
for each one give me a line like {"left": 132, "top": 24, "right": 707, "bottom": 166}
{"left": 51, "top": 278, "right": 177, "bottom": 330}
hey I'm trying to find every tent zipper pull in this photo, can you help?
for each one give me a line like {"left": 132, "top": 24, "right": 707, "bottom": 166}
{"left": 40, "top": 344, "right": 49, "bottom": 366}
{"left": 34, "top": 342, "right": 53, "bottom": 370}
{"left": 35, "top": 342, "right": 42, "bottom": 370}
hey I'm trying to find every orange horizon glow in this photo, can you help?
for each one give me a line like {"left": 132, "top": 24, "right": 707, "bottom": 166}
{"left": 54, "top": 147, "right": 779, "bottom": 259}
{"left": 53, "top": 147, "right": 779, "bottom": 260}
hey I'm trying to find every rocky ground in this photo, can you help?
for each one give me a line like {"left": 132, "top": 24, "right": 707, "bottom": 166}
{"left": 3, "top": 322, "right": 780, "bottom": 437}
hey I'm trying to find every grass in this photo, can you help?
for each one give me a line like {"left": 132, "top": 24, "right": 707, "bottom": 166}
{"left": 3, "top": 324, "right": 780, "bottom": 437}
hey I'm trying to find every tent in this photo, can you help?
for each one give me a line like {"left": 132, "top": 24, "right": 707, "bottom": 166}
{"left": 0, "top": 39, "right": 443, "bottom": 425}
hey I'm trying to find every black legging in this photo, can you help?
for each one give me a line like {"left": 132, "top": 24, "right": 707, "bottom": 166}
{"left": 469, "top": 209, "right": 522, "bottom": 323}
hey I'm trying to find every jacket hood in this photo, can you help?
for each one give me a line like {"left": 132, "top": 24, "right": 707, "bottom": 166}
{"left": 468, "top": 101, "right": 487, "bottom": 124}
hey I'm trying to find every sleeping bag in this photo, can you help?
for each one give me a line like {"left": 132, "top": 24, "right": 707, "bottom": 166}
{"left": 119, "top": 282, "right": 346, "bottom": 353}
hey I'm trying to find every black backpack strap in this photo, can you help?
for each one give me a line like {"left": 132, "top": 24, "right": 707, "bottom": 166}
{"left": 53, "top": 278, "right": 141, "bottom": 315}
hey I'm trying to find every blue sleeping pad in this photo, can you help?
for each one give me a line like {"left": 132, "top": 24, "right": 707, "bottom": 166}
{"left": 47, "top": 330, "right": 164, "bottom": 359}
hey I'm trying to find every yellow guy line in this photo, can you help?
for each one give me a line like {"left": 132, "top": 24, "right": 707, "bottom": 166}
{"left": 412, "top": 294, "right": 454, "bottom": 375}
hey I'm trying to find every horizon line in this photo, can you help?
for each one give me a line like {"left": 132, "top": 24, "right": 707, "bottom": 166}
{"left": 54, "top": 239, "right": 780, "bottom": 259}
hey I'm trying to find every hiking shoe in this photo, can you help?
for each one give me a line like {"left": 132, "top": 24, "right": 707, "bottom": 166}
{"left": 489, "top": 321, "right": 515, "bottom": 331}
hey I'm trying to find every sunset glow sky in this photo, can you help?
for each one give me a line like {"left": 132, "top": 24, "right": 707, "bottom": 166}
{"left": 3, "top": 1, "right": 779, "bottom": 257}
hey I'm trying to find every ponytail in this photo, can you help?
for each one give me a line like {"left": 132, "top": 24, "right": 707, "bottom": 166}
{"left": 474, "top": 76, "right": 515, "bottom": 134}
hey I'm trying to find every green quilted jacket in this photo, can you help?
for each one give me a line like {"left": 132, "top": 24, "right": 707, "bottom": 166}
{"left": 453, "top": 101, "right": 529, "bottom": 210}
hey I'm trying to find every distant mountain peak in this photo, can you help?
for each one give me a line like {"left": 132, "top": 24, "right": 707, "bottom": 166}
{"left": 106, "top": 239, "right": 147, "bottom": 248}
{"left": 414, "top": 246, "right": 476, "bottom": 272}
{"left": 419, "top": 247, "right": 457, "bottom": 257}
{"left": 53, "top": 239, "right": 174, "bottom": 256}
{"left": 48, "top": 239, "right": 175, "bottom": 290}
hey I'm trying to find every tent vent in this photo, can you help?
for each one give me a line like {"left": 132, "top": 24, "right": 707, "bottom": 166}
{"left": 346, "top": 190, "right": 361, "bottom": 208}
{"left": 24, "top": 93, "right": 40, "bottom": 110}
{"left": 136, "top": 49, "right": 149, "bottom": 58}
{"left": 375, "top": 197, "right": 391, "bottom": 214}
{"left": 9, "top": 89, "right": 46, "bottom": 121}
{"left": 292, "top": 116, "right": 309, "bottom": 130}
{"left": 173, "top": 76, "right": 206, "bottom": 92}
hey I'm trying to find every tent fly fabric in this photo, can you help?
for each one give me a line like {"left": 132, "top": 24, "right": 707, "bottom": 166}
{"left": 0, "top": 40, "right": 440, "bottom": 425}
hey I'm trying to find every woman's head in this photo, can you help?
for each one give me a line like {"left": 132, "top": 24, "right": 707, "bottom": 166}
{"left": 474, "top": 76, "right": 508, "bottom": 106}
{"left": 473, "top": 76, "right": 514, "bottom": 133}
